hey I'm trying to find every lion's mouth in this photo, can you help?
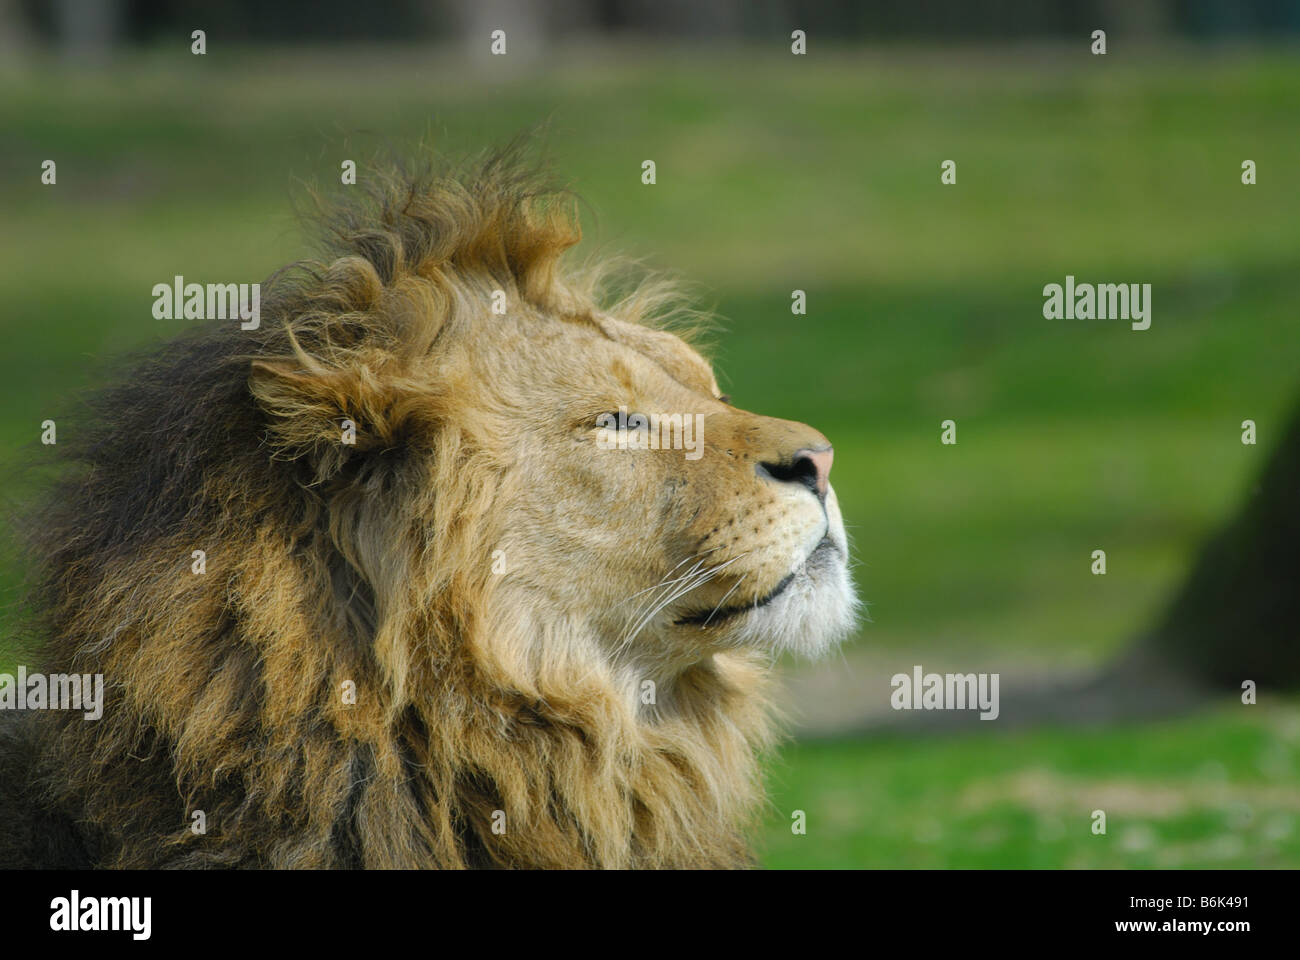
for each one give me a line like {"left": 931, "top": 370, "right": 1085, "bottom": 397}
{"left": 673, "top": 534, "right": 837, "bottom": 627}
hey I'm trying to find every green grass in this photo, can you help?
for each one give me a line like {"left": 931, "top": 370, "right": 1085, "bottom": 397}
{"left": 762, "top": 700, "right": 1300, "bottom": 868}
{"left": 1, "top": 43, "right": 1298, "bottom": 866}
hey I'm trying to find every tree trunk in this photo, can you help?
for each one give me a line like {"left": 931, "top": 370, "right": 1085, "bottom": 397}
{"left": 1135, "top": 396, "right": 1300, "bottom": 690}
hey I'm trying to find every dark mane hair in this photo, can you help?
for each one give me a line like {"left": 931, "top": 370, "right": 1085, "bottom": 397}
{"left": 0, "top": 146, "right": 772, "bottom": 869}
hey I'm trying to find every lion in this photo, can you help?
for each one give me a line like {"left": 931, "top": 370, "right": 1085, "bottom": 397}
{"left": 0, "top": 149, "right": 857, "bottom": 868}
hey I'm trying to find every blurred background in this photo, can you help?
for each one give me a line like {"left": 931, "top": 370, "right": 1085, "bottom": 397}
{"left": 1, "top": 0, "right": 1299, "bottom": 868}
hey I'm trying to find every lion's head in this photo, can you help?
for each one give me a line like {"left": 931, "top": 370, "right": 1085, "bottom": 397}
{"left": 14, "top": 150, "right": 856, "bottom": 869}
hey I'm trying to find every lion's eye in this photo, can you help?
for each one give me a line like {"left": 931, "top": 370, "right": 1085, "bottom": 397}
{"left": 594, "top": 411, "right": 649, "bottom": 431}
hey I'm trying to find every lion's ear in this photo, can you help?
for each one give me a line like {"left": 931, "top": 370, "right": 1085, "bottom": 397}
{"left": 249, "top": 352, "right": 422, "bottom": 478}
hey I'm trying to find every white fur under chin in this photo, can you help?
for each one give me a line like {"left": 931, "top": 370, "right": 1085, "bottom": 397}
{"left": 730, "top": 482, "right": 859, "bottom": 659}
{"left": 729, "top": 538, "right": 859, "bottom": 658}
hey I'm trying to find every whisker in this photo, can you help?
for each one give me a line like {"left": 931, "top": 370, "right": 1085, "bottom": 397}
{"left": 620, "top": 552, "right": 716, "bottom": 604}
{"left": 620, "top": 556, "right": 707, "bottom": 639}
{"left": 618, "top": 553, "right": 749, "bottom": 650}
{"left": 701, "top": 573, "right": 748, "bottom": 627}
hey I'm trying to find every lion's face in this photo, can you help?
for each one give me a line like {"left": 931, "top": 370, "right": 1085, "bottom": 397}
{"left": 467, "top": 305, "right": 857, "bottom": 676}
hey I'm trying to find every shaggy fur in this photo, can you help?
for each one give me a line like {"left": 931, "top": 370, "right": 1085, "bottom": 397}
{"left": 0, "top": 148, "right": 853, "bottom": 868}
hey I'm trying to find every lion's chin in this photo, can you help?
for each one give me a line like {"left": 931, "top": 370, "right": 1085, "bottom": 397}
{"left": 732, "top": 536, "right": 859, "bottom": 658}
{"left": 675, "top": 532, "right": 857, "bottom": 660}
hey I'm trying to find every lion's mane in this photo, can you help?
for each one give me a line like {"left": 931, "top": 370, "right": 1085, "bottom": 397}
{"left": 1, "top": 150, "right": 778, "bottom": 869}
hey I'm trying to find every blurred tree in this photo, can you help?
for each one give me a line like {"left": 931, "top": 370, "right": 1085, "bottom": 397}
{"left": 444, "top": 0, "right": 545, "bottom": 58}
{"left": 0, "top": 0, "right": 33, "bottom": 63}
{"left": 1135, "top": 396, "right": 1300, "bottom": 690}
{"left": 54, "top": 0, "right": 120, "bottom": 62}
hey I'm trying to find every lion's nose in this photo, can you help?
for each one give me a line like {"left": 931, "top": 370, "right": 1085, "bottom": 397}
{"left": 758, "top": 446, "right": 833, "bottom": 501}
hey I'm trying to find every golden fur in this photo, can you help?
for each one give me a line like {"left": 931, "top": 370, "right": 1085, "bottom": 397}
{"left": 3, "top": 148, "right": 855, "bottom": 868}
